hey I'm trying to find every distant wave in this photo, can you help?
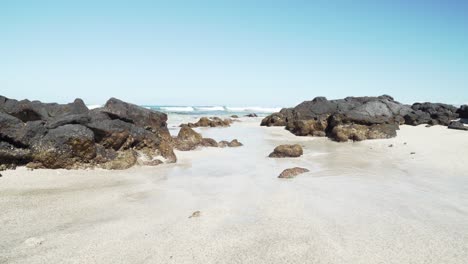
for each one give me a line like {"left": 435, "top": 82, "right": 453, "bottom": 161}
{"left": 87, "top": 104, "right": 102, "bottom": 110}
{"left": 225, "top": 106, "right": 282, "bottom": 113}
{"left": 193, "top": 106, "right": 225, "bottom": 111}
{"left": 87, "top": 104, "right": 280, "bottom": 114}
{"left": 159, "top": 106, "right": 195, "bottom": 112}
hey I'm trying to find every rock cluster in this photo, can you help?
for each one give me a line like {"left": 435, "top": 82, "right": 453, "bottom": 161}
{"left": 182, "top": 117, "right": 232, "bottom": 128}
{"left": 261, "top": 95, "right": 466, "bottom": 142}
{"left": 174, "top": 126, "right": 242, "bottom": 150}
{"left": 0, "top": 96, "right": 176, "bottom": 169}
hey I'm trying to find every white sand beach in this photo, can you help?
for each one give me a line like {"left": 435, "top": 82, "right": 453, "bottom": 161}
{"left": 1, "top": 118, "right": 467, "bottom": 264}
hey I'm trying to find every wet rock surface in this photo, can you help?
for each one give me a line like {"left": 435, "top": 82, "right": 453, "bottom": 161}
{"left": 457, "top": 105, "right": 468, "bottom": 119}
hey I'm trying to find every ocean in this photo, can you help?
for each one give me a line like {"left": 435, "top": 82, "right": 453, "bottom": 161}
{"left": 87, "top": 104, "right": 281, "bottom": 130}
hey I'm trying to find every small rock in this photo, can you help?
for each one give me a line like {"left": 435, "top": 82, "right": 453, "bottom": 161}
{"left": 245, "top": 113, "right": 257, "bottom": 117}
{"left": 278, "top": 167, "right": 309, "bottom": 178}
{"left": 425, "top": 124, "right": 432, "bottom": 128}
{"left": 410, "top": 152, "right": 416, "bottom": 155}
{"left": 0, "top": 173, "right": 2, "bottom": 177}
{"left": 189, "top": 211, "right": 201, "bottom": 218}
{"left": 231, "top": 115, "right": 239, "bottom": 118}
{"left": 228, "top": 139, "right": 243, "bottom": 147}
{"left": 269, "top": 144, "right": 303, "bottom": 158}
{"left": 404, "top": 142, "right": 407, "bottom": 145}
{"left": 388, "top": 144, "right": 393, "bottom": 147}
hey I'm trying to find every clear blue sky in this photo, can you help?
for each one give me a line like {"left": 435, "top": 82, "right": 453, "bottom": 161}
{"left": 1, "top": 0, "right": 467, "bottom": 106}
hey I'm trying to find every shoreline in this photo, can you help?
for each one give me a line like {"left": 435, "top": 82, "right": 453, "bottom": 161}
{"left": 1, "top": 120, "right": 467, "bottom": 264}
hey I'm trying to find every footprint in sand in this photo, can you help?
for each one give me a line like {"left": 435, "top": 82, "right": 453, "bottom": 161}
{"left": 24, "top": 237, "right": 45, "bottom": 247}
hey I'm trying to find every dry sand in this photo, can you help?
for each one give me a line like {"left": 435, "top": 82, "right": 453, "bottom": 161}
{"left": 1, "top": 119, "right": 467, "bottom": 263}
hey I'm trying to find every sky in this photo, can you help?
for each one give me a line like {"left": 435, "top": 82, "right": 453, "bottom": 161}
{"left": 1, "top": 0, "right": 467, "bottom": 107}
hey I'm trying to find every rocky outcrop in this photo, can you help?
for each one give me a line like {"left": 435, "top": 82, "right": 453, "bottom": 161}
{"left": 182, "top": 117, "right": 232, "bottom": 128}
{"left": 262, "top": 95, "right": 463, "bottom": 142}
{"left": 0, "top": 95, "right": 176, "bottom": 169}
{"left": 269, "top": 144, "right": 303, "bottom": 158}
{"left": 245, "top": 113, "right": 258, "bottom": 117}
{"left": 278, "top": 167, "right": 309, "bottom": 178}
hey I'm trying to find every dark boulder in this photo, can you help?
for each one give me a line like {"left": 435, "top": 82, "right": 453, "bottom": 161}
{"left": 0, "top": 113, "right": 47, "bottom": 148}
{"left": 101, "top": 97, "right": 170, "bottom": 140}
{"left": 457, "top": 105, "right": 468, "bottom": 119}
{"left": 0, "top": 96, "right": 88, "bottom": 122}
{"left": 245, "top": 113, "right": 258, "bottom": 117}
{"left": 403, "top": 110, "right": 432, "bottom": 126}
{"left": 447, "top": 121, "right": 468, "bottom": 131}
{"left": 405, "top": 102, "right": 459, "bottom": 126}
{"left": 46, "top": 114, "right": 91, "bottom": 129}
{"left": 30, "top": 124, "right": 96, "bottom": 169}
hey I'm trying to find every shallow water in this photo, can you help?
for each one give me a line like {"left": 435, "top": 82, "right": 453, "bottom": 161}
{"left": 1, "top": 119, "right": 467, "bottom": 264}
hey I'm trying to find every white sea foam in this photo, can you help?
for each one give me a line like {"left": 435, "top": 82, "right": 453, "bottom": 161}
{"left": 194, "top": 106, "right": 225, "bottom": 111}
{"left": 226, "top": 106, "right": 282, "bottom": 113}
{"left": 86, "top": 104, "right": 102, "bottom": 110}
{"left": 159, "top": 106, "right": 195, "bottom": 112}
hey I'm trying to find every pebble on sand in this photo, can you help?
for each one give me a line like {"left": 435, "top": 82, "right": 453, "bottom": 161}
{"left": 189, "top": 211, "right": 201, "bottom": 218}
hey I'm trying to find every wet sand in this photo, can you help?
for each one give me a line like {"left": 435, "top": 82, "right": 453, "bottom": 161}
{"left": 1, "top": 119, "right": 467, "bottom": 264}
